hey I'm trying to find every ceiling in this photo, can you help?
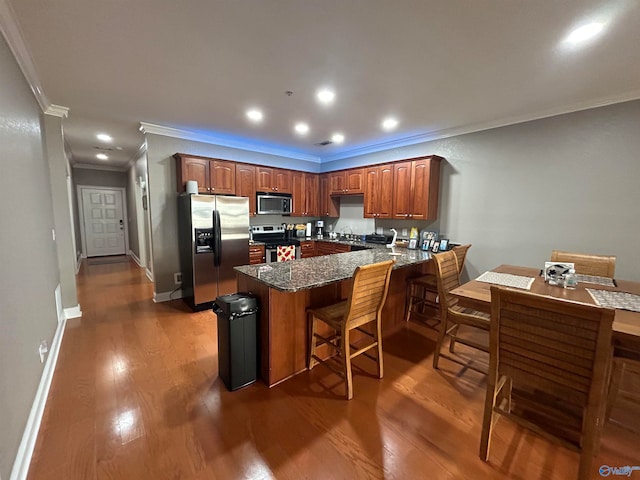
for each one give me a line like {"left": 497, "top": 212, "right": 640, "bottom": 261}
{"left": 5, "top": 0, "right": 640, "bottom": 170}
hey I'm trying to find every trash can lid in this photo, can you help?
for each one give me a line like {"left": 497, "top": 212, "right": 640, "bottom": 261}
{"left": 214, "top": 293, "right": 258, "bottom": 315}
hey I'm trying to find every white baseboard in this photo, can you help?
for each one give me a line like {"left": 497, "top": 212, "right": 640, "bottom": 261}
{"left": 9, "top": 315, "right": 66, "bottom": 480}
{"left": 128, "top": 250, "right": 142, "bottom": 267}
{"left": 153, "top": 289, "right": 183, "bottom": 303}
{"left": 145, "top": 268, "right": 153, "bottom": 282}
{"left": 64, "top": 305, "right": 82, "bottom": 320}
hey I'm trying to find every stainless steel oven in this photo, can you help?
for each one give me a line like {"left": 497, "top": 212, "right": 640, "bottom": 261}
{"left": 251, "top": 225, "right": 300, "bottom": 263}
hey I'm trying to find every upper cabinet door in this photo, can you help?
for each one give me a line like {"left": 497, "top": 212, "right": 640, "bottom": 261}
{"left": 178, "top": 156, "right": 209, "bottom": 193}
{"left": 290, "top": 171, "right": 305, "bottom": 216}
{"left": 255, "top": 167, "right": 292, "bottom": 193}
{"left": 364, "top": 165, "right": 393, "bottom": 218}
{"left": 410, "top": 157, "right": 441, "bottom": 221}
{"left": 235, "top": 163, "right": 257, "bottom": 216}
{"left": 274, "top": 169, "right": 292, "bottom": 194}
{"left": 211, "top": 160, "right": 236, "bottom": 195}
{"left": 304, "top": 173, "right": 319, "bottom": 216}
{"left": 392, "top": 162, "right": 412, "bottom": 218}
{"left": 344, "top": 168, "right": 364, "bottom": 194}
{"left": 327, "top": 171, "right": 345, "bottom": 195}
{"left": 255, "top": 167, "right": 274, "bottom": 192}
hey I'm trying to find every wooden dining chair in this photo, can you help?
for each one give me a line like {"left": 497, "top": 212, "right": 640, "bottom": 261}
{"left": 307, "top": 260, "right": 394, "bottom": 400}
{"left": 480, "top": 286, "right": 615, "bottom": 480}
{"left": 550, "top": 250, "right": 616, "bottom": 278}
{"left": 606, "top": 341, "right": 640, "bottom": 430}
{"left": 405, "top": 244, "right": 472, "bottom": 325}
{"left": 432, "top": 249, "right": 490, "bottom": 371}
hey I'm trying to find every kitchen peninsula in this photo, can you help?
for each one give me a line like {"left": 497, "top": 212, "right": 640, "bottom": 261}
{"left": 235, "top": 245, "right": 435, "bottom": 386}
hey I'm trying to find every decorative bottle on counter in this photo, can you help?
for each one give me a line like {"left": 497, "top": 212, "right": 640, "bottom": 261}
{"left": 564, "top": 268, "right": 578, "bottom": 289}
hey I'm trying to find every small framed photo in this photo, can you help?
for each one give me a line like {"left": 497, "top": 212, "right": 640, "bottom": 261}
{"left": 408, "top": 238, "right": 418, "bottom": 249}
{"left": 431, "top": 241, "right": 440, "bottom": 253}
{"left": 439, "top": 238, "right": 449, "bottom": 251}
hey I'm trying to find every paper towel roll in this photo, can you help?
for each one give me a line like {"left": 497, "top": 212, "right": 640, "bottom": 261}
{"left": 186, "top": 180, "right": 198, "bottom": 194}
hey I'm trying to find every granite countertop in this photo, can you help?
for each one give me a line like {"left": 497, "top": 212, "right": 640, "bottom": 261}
{"left": 235, "top": 247, "right": 433, "bottom": 292}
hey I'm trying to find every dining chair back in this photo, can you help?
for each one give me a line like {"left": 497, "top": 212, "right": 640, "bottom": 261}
{"left": 307, "top": 260, "right": 394, "bottom": 399}
{"left": 432, "top": 250, "right": 490, "bottom": 371}
{"left": 550, "top": 250, "right": 616, "bottom": 278}
{"left": 404, "top": 244, "right": 472, "bottom": 325}
{"left": 480, "top": 286, "right": 614, "bottom": 480}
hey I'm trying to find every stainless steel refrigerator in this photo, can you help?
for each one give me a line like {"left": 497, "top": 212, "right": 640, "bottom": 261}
{"left": 178, "top": 194, "right": 250, "bottom": 310}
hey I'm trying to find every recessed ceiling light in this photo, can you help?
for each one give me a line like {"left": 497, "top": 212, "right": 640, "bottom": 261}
{"left": 96, "top": 133, "right": 112, "bottom": 142}
{"left": 564, "top": 22, "right": 604, "bottom": 45}
{"left": 96, "top": 153, "right": 108, "bottom": 160}
{"left": 294, "top": 122, "right": 309, "bottom": 135}
{"left": 381, "top": 117, "right": 399, "bottom": 131}
{"left": 331, "top": 133, "right": 345, "bottom": 144}
{"left": 316, "top": 88, "right": 335, "bottom": 104}
{"left": 246, "top": 109, "right": 263, "bottom": 122}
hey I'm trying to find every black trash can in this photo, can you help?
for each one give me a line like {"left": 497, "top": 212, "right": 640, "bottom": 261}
{"left": 213, "top": 293, "right": 258, "bottom": 391}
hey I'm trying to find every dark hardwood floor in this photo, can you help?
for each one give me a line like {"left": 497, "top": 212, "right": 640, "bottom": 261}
{"left": 27, "top": 260, "right": 639, "bottom": 479}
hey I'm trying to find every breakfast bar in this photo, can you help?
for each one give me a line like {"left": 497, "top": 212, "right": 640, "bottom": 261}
{"left": 235, "top": 246, "right": 434, "bottom": 386}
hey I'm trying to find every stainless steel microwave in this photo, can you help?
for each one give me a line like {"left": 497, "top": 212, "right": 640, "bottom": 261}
{"left": 256, "top": 192, "right": 292, "bottom": 215}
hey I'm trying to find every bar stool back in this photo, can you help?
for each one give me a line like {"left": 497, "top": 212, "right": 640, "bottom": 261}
{"left": 307, "top": 260, "right": 395, "bottom": 399}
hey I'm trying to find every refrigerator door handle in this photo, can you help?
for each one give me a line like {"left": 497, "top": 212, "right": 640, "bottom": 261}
{"left": 213, "top": 209, "right": 222, "bottom": 266}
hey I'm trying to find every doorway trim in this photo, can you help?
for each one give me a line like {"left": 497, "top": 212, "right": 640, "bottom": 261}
{"left": 76, "top": 185, "right": 129, "bottom": 258}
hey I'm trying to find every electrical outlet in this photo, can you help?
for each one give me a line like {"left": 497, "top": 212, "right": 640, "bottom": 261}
{"left": 174, "top": 273, "right": 182, "bottom": 285}
{"left": 38, "top": 340, "right": 49, "bottom": 363}
{"left": 402, "top": 228, "right": 408, "bottom": 237}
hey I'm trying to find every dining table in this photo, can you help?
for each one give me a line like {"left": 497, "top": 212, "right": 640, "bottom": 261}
{"left": 450, "top": 264, "right": 640, "bottom": 356}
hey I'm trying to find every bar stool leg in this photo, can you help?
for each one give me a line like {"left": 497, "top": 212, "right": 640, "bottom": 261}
{"left": 342, "top": 324, "right": 353, "bottom": 400}
{"left": 433, "top": 317, "right": 448, "bottom": 369}
{"left": 308, "top": 313, "right": 318, "bottom": 370}
{"left": 376, "top": 320, "right": 384, "bottom": 379}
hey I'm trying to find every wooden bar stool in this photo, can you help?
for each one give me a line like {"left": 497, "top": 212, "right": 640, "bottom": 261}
{"left": 307, "top": 260, "right": 394, "bottom": 400}
{"left": 405, "top": 244, "right": 471, "bottom": 325}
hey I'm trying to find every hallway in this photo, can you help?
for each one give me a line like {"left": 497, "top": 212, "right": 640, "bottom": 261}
{"left": 26, "top": 259, "right": 640, "bottom": 479}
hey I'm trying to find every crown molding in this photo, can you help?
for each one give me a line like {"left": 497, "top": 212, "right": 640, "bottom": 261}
{"left": 44, "top": 104, "right": 69, "bottom": 118}
{"left": 125, "top": 141, "right": 147, "bottom": 171}
{"left": 72, "top": 162, "right": 128, "bottom": 172}
{"left": 0, "top": 0, "right": 52, "bottom": 113}
{"left": 139, "top": 122, "right": 322, "bottom": 163}
{"left": 323, "top": 90, "right": 640, "bottom": 163}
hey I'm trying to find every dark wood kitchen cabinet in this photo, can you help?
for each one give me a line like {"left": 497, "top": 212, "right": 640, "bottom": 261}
{"left": 235, "top": 163, "right": 257, "bottom": 216}
{"left": 392, "top": 156, "right": 441, "bottom": 220}
{"left": 292, "top": 172, "right": 319, "bottom": 217}
{"left": 364, "top": 164, "right": 393, "bottom": 219}
{"left": 300, "top": 240, "right": 317, "bottom": 258}
{"left": 319, "top": 174, "right": 340, "bottom": 217}
{"left": 256, "top": 167, "right": 292, "bottom": 194}
{"left": 316, "top": 241, "right": 351, "bottom": 256}
{"left": 174, "top": 154, "right": 236, "bottom": 195}
{"left": 249, "top": 244, "right": 265, "bottom": 264}
{"left": 327, "top": 168, "right": 364, "bottom": 195}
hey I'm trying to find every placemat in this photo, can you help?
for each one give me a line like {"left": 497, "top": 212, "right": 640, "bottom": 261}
{"left": 476, "top": 271, "right": 535, "bottom": 290}
{"left": 576, "top": 274, "right": 616, "bottom": 287}
{"left": 586, "top": 288, "right": 640, "bottom": 313}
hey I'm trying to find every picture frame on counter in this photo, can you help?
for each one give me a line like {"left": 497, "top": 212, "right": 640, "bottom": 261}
{"left": 408, "top": 238, "right": 418, "bottom": 249}
{"left": 439, "top": 238, "right": 449, "bottom": 251}
{"left": 431, "top": 241, "right": 441, "bottom": 253}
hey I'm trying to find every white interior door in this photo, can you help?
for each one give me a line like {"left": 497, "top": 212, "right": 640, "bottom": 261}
{"left": 81, "top": 188, "right": 126, "bottom": 257}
